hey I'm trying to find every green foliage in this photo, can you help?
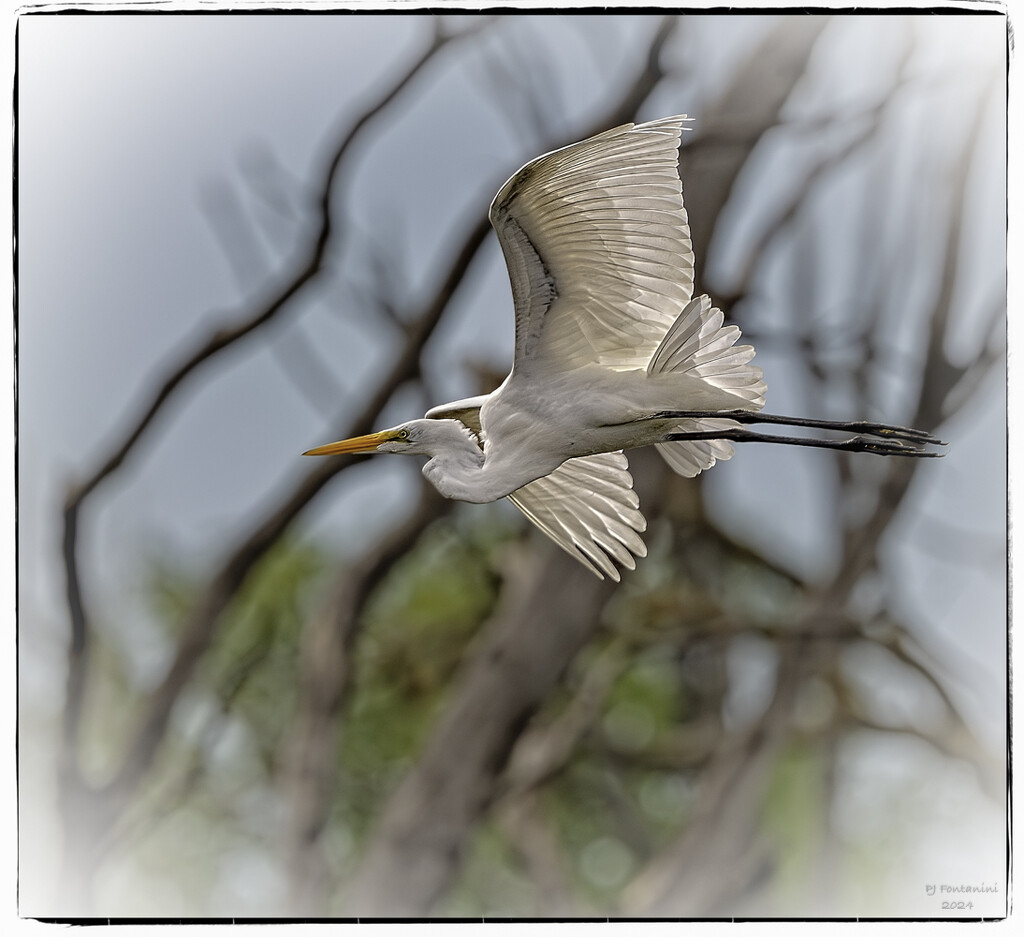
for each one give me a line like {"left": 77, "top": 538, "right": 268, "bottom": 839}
{"left": 75, "top": 626, "right": 143, "bottom": 785}
{"left": 537, "top": 656, "right": 688, "bottom": 909}
{"left": 718, "top": 556, "right": 801, "bottom": 627}
{"left": 360, "top": 519, "right": 499, "bottom": 699}
{"left": 602, "top": 651, "right": 682, "bottom": 750}
{"left": 146, "top": 536, "right": 332, "bottom": 763}
{"left": 120, "top": 501, "right": 975, "bottom": 918}
{"left": 146, "top": 554, "right": 201, "bottom": 638}
{"left": 74, "top": 538, "right": 337, "bottom": 914}
{"left": 761, "top": 740, "right": 829, "bottom": 911}
{"left": 210, "top": 538, "right": 329, "bottom": 751}
{"left": 441, "top": 821, "right": 539, "bottom": 916}
{"left": 423, "top": 532, "right": 810, "bottom": 914}
{"left": 335, "top": 516, "right": 502, "bottom": 839}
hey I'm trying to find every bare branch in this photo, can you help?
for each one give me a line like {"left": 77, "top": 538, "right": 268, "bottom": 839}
{"left": 198, "top": 177, "right": 270, "bottom": 289}
{"left": 915, "top": 76, "right": 1001, "bottom": 430}
{"left": 619, "top": 148, "right": 1005, "bottom": 909}
{"left": 282, "top": 484, "right": 451, "bottom": 915}
{"left": 59, "top": 23, "right": 484, "bottom": 787}
{"left": 264, "top": 321, "right": 350, "bottom": 419}
{"left": 680, "top": 15, "right": 831, "bottom": 281}
{"left": 941, "top": 289, "right": 1006, "bottom": 415}
{"left": 104, "top": 208, "right": 495, "bottom": 809}
{"left": 493, "top": 792, "right": 576, "bottom": 915}
{"left": 497, "top": 638, "right": 630, "bottom": 801}
{"left": 713, "top": 104, "right": 893, "bottom": 312}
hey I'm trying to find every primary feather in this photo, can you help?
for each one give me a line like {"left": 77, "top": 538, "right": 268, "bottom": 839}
{"left": 489, "top": 117, "right": 695, "bottom": 372}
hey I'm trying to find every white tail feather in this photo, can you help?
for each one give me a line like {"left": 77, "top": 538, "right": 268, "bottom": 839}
{"left": 647, "top": 294, "right": 766, "bottom": 477}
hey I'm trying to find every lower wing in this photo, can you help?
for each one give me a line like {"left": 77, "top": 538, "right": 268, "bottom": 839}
{"left": 507, "top": 451, "right": 647, "bottom": 581}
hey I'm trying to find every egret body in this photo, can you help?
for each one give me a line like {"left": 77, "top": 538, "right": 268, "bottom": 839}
{"left": 305, "top": 117, "right": 942, "bottom": 580}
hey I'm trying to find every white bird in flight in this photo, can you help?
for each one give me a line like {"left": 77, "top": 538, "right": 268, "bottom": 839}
{"left": 305, "top": 116, "right": 942, "bottom": 580}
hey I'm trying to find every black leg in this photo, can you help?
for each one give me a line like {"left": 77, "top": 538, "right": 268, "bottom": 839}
{"left": 662, "top": 426, "right": 944, "bottom": 457}
{"left": 651, "top": 409, "right": 946, "bottom": 448}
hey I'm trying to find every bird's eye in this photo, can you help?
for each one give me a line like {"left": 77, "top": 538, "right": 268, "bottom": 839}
{"left": 397, "top": 429, "right": 410, "bottom": 440}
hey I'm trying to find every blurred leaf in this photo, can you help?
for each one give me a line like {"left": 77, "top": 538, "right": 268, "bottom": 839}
{"left": 335, "top": 517, "right": 502, "bottom": 836}
{"left": 761, "top": 741, "right": 827, "bottom": 908}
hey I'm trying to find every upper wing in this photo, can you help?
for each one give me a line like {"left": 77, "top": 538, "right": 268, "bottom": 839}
{"left": 425, "top": 396, "right": 488, "bottom": 435}
{"left": 507, "top": 451, "right": 647, "bottom": 581}
{"left": 489, "top": 116, "right": 694, "bottom": 373}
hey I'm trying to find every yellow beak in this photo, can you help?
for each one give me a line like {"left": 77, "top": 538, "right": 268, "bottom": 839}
{"left": 302, "top": 430, "right": 398, "bottom": 457}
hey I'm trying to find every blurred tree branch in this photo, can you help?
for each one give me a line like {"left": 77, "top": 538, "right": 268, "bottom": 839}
{"left": 680, "top": 16, "right": 830, "bottom": 288}
{"left": 281, "top": 483, "right": 450, "bottom": 913}
{"left": 56, "top": 17, "right": 492, "bottom": 910}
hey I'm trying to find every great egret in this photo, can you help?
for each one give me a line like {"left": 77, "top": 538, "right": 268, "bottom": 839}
{"left": 305, "top": 116, "right": 942, "bottom": 580}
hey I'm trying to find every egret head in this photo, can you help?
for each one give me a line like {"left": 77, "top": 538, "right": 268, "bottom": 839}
{"left": 303, "top": 419, "right": 478, "bottom": 459}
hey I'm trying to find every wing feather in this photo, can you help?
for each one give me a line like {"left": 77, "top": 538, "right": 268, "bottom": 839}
{"left": 489, "top": 116, "right": 694, "bottom": 372}
{"left": 424, "top": 396, "right": 487, "bottom": 436}
{"left": 507, "top": 451, "right": 648, "bottom": 582}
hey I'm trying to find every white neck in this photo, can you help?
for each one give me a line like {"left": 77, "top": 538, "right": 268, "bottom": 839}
{"left": 411, "top": 418, "right": 553, "bottom": 504}
{"left": 416, "top": 422, "right": 503, "bottom": 503}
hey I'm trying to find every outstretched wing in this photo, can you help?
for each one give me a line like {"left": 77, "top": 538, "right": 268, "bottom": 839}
{"left": 489, "top": 116, "right": 694, "bottom": 373}
{"left": 426, "top": 400, "right": 647, "bottom": 580}
{"left": 506, "top": 452, "right": 647, "bottom": 582}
